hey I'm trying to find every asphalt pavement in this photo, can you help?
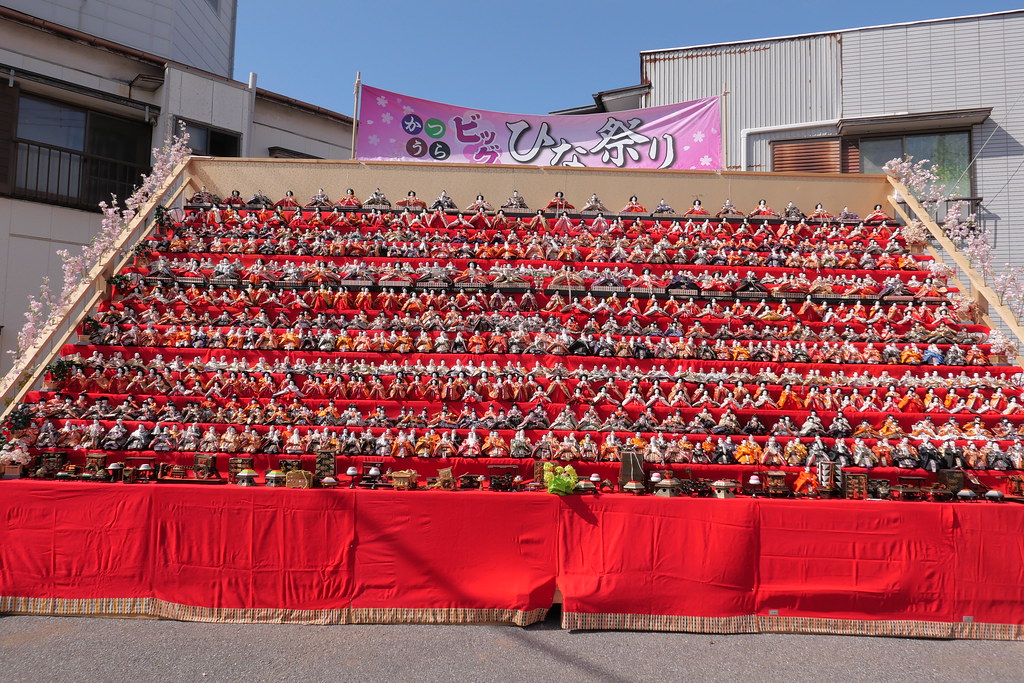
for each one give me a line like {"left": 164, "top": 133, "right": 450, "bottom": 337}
{"left": 0, "top": 611, "right": 1021, "bottom": 682}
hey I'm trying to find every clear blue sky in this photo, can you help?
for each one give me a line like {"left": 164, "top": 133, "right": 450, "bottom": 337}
{"left": 235, "top": 1, "right": 1021, "bottom": 116}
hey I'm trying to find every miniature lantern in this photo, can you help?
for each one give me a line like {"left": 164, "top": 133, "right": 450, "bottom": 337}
{"left": 346, "top": 466, "right": 360, "bottom": 488}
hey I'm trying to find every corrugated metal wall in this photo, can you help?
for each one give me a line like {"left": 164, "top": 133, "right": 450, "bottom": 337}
{"left": 641, "top": 35, "right": 843, "bottom": 170}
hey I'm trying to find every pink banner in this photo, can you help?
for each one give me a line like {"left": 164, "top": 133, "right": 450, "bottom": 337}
{"left": 356, "top": 86, "right": 721, "bottom": 170}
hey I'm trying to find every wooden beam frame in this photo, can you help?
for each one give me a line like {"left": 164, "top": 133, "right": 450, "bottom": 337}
{"left": 886, "top": 175, "right": 1024, "bottom": 366}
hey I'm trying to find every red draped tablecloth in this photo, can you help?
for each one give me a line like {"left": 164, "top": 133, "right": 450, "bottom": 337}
{"left": 0, "top": 481, "right": 555, "bottom": 625}
{"left": 1, "top": 481, "right": 1023, "bottom": 639}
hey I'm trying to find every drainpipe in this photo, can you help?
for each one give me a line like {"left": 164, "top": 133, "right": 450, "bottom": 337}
{"left": 739, "top": 119, "right": 839, "bottom": 171}
{"left": 244, "top": 72, "right": 257, "bottom": 157}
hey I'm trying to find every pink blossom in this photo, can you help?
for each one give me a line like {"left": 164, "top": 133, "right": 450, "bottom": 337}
{"left": 988, "top": 330, "right": 1019, "bottom": 358}
{"left": 884, "top": 156, "right": 946, "bottom": 204}
{"left": 900, "top": 220, "right": 929, "bottom": 249}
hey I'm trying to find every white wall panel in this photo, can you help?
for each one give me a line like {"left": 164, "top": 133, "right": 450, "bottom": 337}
{"left": 250, "top": 98, "right": 353, "bottom": 160}
{"left": 211, "top": 81, "right": 248, "bottom": 131}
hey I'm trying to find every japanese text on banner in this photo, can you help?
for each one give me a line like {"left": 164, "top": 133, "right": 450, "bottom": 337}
{"left": 357, "top": 86, "right": 721, "bottom": 171}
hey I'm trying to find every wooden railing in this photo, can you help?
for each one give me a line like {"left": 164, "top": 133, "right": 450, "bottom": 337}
{"left": 0, "top": 158, "right": 196, "bottom": 420}
{"left": 886, "top": 175, "right": 1024, "bottom": 365}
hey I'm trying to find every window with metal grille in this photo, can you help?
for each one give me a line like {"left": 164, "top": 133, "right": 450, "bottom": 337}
{"left": 1, "top": 92, "right": 151, "bottom": 210}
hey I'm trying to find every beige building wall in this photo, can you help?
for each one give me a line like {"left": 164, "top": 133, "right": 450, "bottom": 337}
{"left": 187, "top": 159, "right": 891, "bottom": 219}
{"left": 0, "top": 198, "right": 93, "bottom": 375}
{"left": 0, "top": 18, "right": 164, "bottom": 115}
{"left": 251, "top": 98, "right": 353, "bottom": 160}
{"left": 155, "top": 65, "right": 252, "bottom": 144}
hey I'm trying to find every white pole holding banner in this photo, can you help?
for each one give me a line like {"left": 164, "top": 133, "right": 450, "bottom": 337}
{"left": 720, "top": 82, "right": 729, "bottom": 171}
{"left": 351, "top": 72, "right": 361, "bottom": 160}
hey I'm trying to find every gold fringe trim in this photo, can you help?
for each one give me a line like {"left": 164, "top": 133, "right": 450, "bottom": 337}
{"left": 4, "top": 596, "right": 1021, "bottom": 639}
{"left": 150, "top": 601, "right": 351, "bottom": 625}
{"left": 0, "top": 596, "right": 154, "bottom": 619}
{"left": 348, "top": 607, "right": 548, "bottom": 627}
{"left": 0, "top": 596, "right": 546, "bottom": 627}
{"left": 561, "top": 612, "right": 1024, "bottom": 641}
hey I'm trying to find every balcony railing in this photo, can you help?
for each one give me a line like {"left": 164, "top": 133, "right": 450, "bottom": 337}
{"left": 10, "top": 138, "right": 150, "bottom": 211}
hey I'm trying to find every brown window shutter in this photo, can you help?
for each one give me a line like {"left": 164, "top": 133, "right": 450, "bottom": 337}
{"left": 841, "top": 139, "right": 860, "bottom": 173}
{"left": 771, "top": 138, "right": 840, "bottom": 173}
{"left": 0, "top": 83, "right": 17, "bottom": 194}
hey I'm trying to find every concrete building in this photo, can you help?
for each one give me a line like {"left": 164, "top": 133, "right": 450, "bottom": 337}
{"left": 1, "top": 0, "right": 237, "bottom": 78}
{"left": 0, "top": 3, "right": 352, "bottom": 373}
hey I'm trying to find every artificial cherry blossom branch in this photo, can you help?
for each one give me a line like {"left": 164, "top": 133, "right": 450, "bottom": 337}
{"left": 884, "top": 156, "right": 1024, "bottom": 330}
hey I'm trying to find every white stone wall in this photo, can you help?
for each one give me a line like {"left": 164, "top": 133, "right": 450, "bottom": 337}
{"left": 161, "top": 65, "right": 251, "bottom": 135}
{"left": 3, "top": 0, "right": 236, "bottom": 78}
